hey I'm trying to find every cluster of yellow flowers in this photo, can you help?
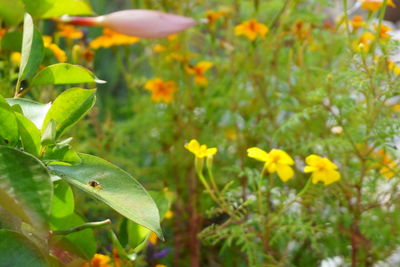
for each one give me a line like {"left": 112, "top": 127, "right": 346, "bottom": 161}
{"left": 90, "top": 28, "right": 140, "bottom": 49}
{"left": 184, "top": 140, "right": 341, "bottom": 186}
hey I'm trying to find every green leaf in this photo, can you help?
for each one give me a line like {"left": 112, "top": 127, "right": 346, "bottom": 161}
{"left": 51, "top": 180, "right": 74, "bottom": 218}
{"left": 50, "top": 213, "right": 96, "bottom": 260}
{"left": 127, "top": 221, "right": 151, "bottom": 251}
{"left": 0, "top": 103, "right": 19, "bottom": 146}
{"left": 18, "top": 13, "right": 45, "bottom": 82}
{"left": 0, "top": 230, "right": 48, "bottom": 267}
{"left": 31, "top": 63, "right": 106, "bottom": 87}
{"left": 0, "top": 146, "right": 53, "bottom": 230}
{"left": 15, "top": 112, "right": 41, "bottom": 156}
{"left": 6, "top": 98, "right": 51, "bottom": 130}
{"left": 42, "top": 88, "right": 96, "bottom": 139}
{"left": 0, "top": 0, "right": 25, "bottom": 26}
{"left": 43, "top": 145, "right": 81, "bottom": 165}
{"left": 41, "top": 119, "right": 56, "bottom": 145}
{"left": 23, "top": 0, "right": 93, "bottom": 18}
{"left": 49, "top": 153, "right": 163, "bottom": 239}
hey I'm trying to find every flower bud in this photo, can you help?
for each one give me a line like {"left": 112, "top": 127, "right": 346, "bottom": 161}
{"left": 61, "top": 9, "right": 196, "bottom": 39}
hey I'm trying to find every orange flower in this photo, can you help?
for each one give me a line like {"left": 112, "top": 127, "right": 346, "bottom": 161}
{"left": 90, "top": 28, "right": 140, "bottom": 49}
{"left": 375, "top": 150, "right": 397, "bottom": 179}
{"left": 43, "top": 36, "right": 67, "bottom": 62}
{"left": 0, "top": 28, "right": 6, "bottom": 39}
{"left": 82, "top": 253, "right": 111, "bottom": 267}
{"left": 149, "top": 232, "right": 158, "bottom": 245}
{"left": 350, "top": 16, "right": 365, "bottom": 30}
{"left": 185, "top": 61, "right": 213, "bottom": 86}
{"left": 375, "top": 24, "right": 392, "bottom": 39}
{"left": 353, "top": 32, "right": 375, "bottom": 52}
{"left": 205, "top": 10, "right": 226, "bottom": 25}
{"left": 235, "top": 19, "right": 268, "bottom": 41}
{"left": 360, "top": 0, "right": 396, "bottom": 12}
{"left": 144, "top": 78, "right": 178, "bottom": 103}
{"left": 57, "top": 23, "right": 84, "bottom": 40}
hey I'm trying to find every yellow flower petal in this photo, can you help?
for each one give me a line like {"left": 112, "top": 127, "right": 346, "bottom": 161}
{"left": 247, "top": 147, "right": 269, "bottom": 162}
{"left": 276, "top": 164, "right": 294, "bottom": 182}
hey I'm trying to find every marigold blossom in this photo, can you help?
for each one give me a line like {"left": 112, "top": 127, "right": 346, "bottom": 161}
{"left": 185, "top": 61, "right": 213, "bottom": 86}
{"left": 353, "top": 32, "right": 375, "bottom": 52}
{"left": 304, "top": 154, "right": 340, "bottom": 185}
{"left": 90, "top": 28, "right": 140, "bottom": 49}
{"left": 57, "top": 24, "right": 83, "bottom": 40}
{"left": 247, "top": 147, "right": 294, "bottom": 182}
{"left": 350, "top": 16, "right": 365, "bottom": 30}
{"left": 184, "top": 139, "right": 217, "bottom": 159}
{"left": 359, "top": 0, "right": 396, "bottom": 12}
{"left": 205, "top": 10, "right": 226, "bottom": 25}
{"left": 235, "top": 19, "right": 269, "bottom": 41}
{"left": 375, "top": 24, "right": 392, "bottom": 39}
{"left": 82, "top": 253, "right": 111, "bottom": 267}
{"left": 43, "top": 36, "right": 67, "bottom": 62}
{"left": 375, "top": 150, "right": 397, "bottom": 179}
{"left": 144, "top": 78, "right": 178, "bottom": 103}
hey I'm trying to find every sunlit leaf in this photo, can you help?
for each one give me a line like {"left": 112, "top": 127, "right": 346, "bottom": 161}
{"left": 49, "top": 153, "right": 163, "bottom": 239}
{"left": 23, "top": 0, "right": 93, "bottom": 18}
{"left": 31, "top": 63, "right": 106, "bottom": 87}
{"left": 42, "top": 88, "right": 96, "bottom": 139}
{"left": 18, "top": 13, "right": 44, "bottom": 82}
{"left": 6, "top": 98, "right": 51, "bottom": 130}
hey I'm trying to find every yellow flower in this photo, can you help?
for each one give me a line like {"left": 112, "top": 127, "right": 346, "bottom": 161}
{"left": 185, "top": 139, "right": 217, "bottom": 159}
{"left": 304, "top": 155, "right": 340, "bottom": 185}
{"left": 57, "top": 23, "right": 84, "bottom": 40}
{"left": 205, "top": 10, "right": 226, "bottom": 25}
{"left": 82, "top": 253, "right": 111, "bottom": 267}
{"left": 387, "top": 59, "right": 400, "bottom": 75}
{"left": 89, "top": 28, "right": 140, "bottom": 49}
{"left": 43, "top": 35, "right": 67, "bottom": 62}
{"left": 359, "top": 0, "right": 396, "bottom": 12}
{"left": 350, "top": 16, "right": 365, "bottom": 30}
{"left": 247, "top": 147, "right": 295, "bottom": 182}
{"left": 144, "top": 78, "right": 178, "bottom": 103}
{"left": 149, "top": 232, "right": 158, "bottom": 245}
{"left": 185, "top": 61, "right": 213, "bottom": 86}
{"left": 353, "top": 32, "right": 375, "bottom": 52}
{"left": 235, "top": 19, "right": 269, "bottom": 41}
{"left": 375, "top": 24, "right": 392, "bottom": 39}
{"left": 10, "top": 52, "right": 21, "bottom": 66}
{"left": 375, "top": 150, "right": 397, "bottom": 179}
{"left": 155, "top": 265, "right": 167, "bottom": 267}
{"left": 153, "top": 44, "right": 167, "bottom": 53}
{"left": 165, "top": 210, "right": 174, "bottom": 219}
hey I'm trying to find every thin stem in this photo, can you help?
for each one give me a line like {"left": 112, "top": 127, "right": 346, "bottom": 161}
{"left": 51, "top": 219, "right": 111, "bottom": 235}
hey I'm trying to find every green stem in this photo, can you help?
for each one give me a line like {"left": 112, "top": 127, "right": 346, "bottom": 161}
{"left": 52, "top": 219, "right": 111, "bottom": 235}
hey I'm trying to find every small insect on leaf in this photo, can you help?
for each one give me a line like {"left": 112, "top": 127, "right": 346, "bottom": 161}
{"left": 88, "top": 180, "right": 102, "bottom": 190}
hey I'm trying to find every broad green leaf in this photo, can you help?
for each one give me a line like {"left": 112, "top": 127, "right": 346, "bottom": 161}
{"left": 1, "top": 31, "right": 23, "bottom": 51}
{"left": 15, "top": 112, "right": 41, "bottom": 156}
{"left": 0, "top": 146, "right": 53, "bottom": 230}
{"left": 42, "top": 88, "right": 96, "bottom": 139}
{"left": 49, "top": 153, "right": 163, "bottom": 239}
{"left": 31, "top": 63, "right": 106, "bottom": 86}
{"left": 23, "top": 0, "right": 93, "bottom": 18}
{"left": 127, "top": 191, "right": 173, "bottom": 251}
{"left": 0, "top": 0, "right": 25, "bottom": 26}
{"left": 51, "top": 180, "right": 74, "bottom": 218}
{"left": 19, "top": 14, "right": 44, "bottom": 82}
{"left": 50, "top": 213, "right": 96, "bottom": 260}
{"left": 44, "top": 146, "right": 81, "bottom": 165}
{"left": 0, "top": 103, "right": 19, "bottom": 146}
{"left": 0, "top": 230, "right": 48, "bottom": 267}
{"left": 6, "top": 98, "right": 51, "bottom": 130}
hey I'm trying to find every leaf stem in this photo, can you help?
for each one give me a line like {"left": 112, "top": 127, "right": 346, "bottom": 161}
{"left": 51, "top": 219, "right": 111, "bottom": 235}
